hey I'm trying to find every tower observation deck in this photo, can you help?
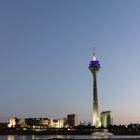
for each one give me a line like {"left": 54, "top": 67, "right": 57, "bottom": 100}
{"left": 89, "top": 50, "right": 100, "bottom": 127}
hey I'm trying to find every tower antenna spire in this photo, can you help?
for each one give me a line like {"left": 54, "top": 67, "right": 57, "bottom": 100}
{"left": 93, "top": 48, "right": 96, "bottom": 61}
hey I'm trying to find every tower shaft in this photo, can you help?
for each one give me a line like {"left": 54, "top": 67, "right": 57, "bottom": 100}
{"left": 93, "top": 72, "right": 99, "bottom": 127}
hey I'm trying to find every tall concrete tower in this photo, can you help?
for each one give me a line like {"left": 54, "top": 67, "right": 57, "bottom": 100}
{"left": 89, "top": 50, "right": 100, "bottom": 127}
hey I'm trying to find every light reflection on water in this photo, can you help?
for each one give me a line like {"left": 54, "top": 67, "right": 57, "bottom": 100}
{"left": 1, "top": 135, "right": 140, "bottom": 140}
{"left": 7, "top": 135, "right": 14, "bottom": 140}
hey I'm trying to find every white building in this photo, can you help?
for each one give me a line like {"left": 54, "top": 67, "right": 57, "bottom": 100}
{"left": 50, "top": 118, "right": 66, "bottom": 128}
{"left": 8, "top": 117, "right": 17, "bottom": 128}
{"left": 101, "top": 111, "right": 113, "bottom": 128}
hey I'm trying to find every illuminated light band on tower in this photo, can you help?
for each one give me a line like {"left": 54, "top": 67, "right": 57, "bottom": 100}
{"left": 88, "top": 50, "right": 100, "bottom": 127}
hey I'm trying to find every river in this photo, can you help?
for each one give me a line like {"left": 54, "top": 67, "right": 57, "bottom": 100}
{"left": 1, "top": 135, "right": 140, "bottom": 140}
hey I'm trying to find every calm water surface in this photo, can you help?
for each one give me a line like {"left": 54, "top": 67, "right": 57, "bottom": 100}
{"left": 1, "top": 135, "right": 140, "bottom": 140}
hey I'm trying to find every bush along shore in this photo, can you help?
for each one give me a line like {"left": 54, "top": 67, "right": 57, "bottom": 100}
{"left": 1, "top": 124, "right": 140, "bottom": 135}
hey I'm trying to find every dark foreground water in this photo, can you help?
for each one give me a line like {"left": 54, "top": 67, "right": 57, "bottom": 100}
{"left": 1, "top": 135, "right": 140, "bottom": 140}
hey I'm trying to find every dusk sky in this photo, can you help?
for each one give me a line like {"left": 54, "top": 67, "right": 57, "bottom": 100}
{"left": 0, "top": 0, "right": 140, "bottom": 125}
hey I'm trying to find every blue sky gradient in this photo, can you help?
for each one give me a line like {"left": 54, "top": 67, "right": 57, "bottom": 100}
{"left": 0, "top": 0, "right": 140, "bottom": 124}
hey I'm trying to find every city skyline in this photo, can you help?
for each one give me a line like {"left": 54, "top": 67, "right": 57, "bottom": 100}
{"left": 0, "top": 0, "right": 140, "bottom": 125}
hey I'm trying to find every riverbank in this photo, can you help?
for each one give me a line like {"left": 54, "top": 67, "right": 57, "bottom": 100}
{"left": 0, "top": 130, "right": 92, "bottom": 135}
{"left": 1, "top": 127, "right": 140, "bottom": 136}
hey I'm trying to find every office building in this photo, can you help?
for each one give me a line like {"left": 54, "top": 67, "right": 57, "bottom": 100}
{"left": 67, "top": 114, "right": 77, "bottom": 127}
{"left": 101, "top": 111, "right": 113, "bottom": 128}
